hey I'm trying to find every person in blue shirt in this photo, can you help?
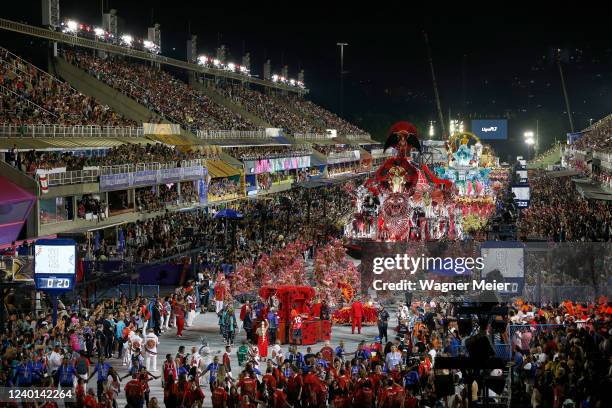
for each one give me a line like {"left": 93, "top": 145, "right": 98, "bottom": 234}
{"left": 87, "top": 356, "right": 112, "bottom": 400}
{"left": 31, "top": 354, "right": 46, "bottom": 386}
{"left": 335, "top": 340, "right": 346, "bottom": 361}
{"left": 266, "top": 308, "right": 279, "bottom": 344}
{"left": 14, "top": 356, "right": 34, "bottom": 387}
{"left": 403, "top": 366, "right": 420, "bottom": 393}
{"left": 286, "top": 345, "right": 305, "bottom": 369}
{"left": 57, "top": 356, "right": 77, "bottom": 388}
{"left": 201, "top": 356, "right": 220, "bottom": 393}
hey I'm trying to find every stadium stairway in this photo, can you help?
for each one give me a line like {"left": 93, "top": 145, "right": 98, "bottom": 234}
{"left": 51, "top": 56, "right": 167, "bottom": 124}
{"left": 190, "top": 81, "right": 273, "bottom": 128}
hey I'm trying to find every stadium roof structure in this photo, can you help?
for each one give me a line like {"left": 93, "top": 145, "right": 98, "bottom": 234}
{"left": 206, "top": 159, "right": 242, "bottom": 178}
{"left": 0, "top": 18, "right": 307, "bottom": 95}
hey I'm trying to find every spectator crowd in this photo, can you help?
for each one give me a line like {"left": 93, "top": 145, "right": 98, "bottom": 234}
{"left": 519, "top": 171, "right": 612, "bottom": 241}
{"left": 1, "top": 47, "right": 135, "bottom": 127}
{"left": 223, "top": 145, "right": 311, "bottom": 161}
{"left": 63, "top": 49, "right": 254, "bottom": 132}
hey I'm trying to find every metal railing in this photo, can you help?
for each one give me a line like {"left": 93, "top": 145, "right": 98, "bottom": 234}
{"left": 100, "top": 158, "right": 206, "bottom": 176}
{"left": 344, "top": 134, "right": 373, "bottom": 141}
{"left": 47, "top": 169, "right": 99, "bottom": 186}
{"left": 44, "top": 159, "right": 206, "bottom": 186}
{"left": 196, "top": 129, "right": 269, "bottom": 139}
{"left": 0, "top": 124, "right": 144, "bottom": 138}
{"left": 293, "top": 133, "right": 330, "bottom": 140}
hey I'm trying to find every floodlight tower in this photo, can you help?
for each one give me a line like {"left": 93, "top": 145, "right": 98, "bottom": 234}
{"left": 42, "top": 0, "right": 60, "bottom": 56}
{"left": 337, "top": 42, "right": 348, "bottom": 117}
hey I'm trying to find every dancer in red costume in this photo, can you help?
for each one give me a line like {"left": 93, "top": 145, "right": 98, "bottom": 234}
{"left": 351, "top": 298, "right": 364, "bottom": 334}
{"left": 256, "top": 320, "right": 270, "bottom": 358}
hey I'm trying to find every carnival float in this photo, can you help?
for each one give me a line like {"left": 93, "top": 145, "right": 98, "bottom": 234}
{"left": 345, "top": 123, "right": 501, "bottom": 241}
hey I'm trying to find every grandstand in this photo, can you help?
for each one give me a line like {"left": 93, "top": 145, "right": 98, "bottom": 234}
{"left": 0, "top": 21, "right": 375, "bottom": 245}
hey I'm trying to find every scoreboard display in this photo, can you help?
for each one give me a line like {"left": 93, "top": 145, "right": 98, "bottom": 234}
{"left": 34, "top": 239, "right": 76, "bottom": 292}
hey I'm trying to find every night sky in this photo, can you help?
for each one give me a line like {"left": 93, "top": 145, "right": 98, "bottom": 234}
{"left": 4, "top": 2, "right": 612, "bottom": 159}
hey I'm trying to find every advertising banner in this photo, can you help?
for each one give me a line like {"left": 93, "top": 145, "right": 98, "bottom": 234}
{"left": 100, "top": 166, "right": 207, "bottom": 191}
{"left": 159, "top": 167, "right": 182, "bottom": 183}
{"left": 133, "top": 170, "right": 158, "bottom": 188}
{"left": 471, "top": 119, "right": 508, "bottom": 140}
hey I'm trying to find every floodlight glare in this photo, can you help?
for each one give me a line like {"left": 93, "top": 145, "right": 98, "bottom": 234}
{"left": 227, "top": 62, "right": 236, "bottom": 71}
{"left": 213, "top": 59, "right": 221, "bottom": 66}
{"left": 524, "top": 131, "right": 534, "bottom": 139}
{"left": 93, "top": 27, "right": 105, "bottom": 38}
{"left": 525, "top": 138, "right": 535, "bottom": 145}
{"left": 66, "top": 20, "right": 78, "bottom": 32}
{"left": 121, "top": 35, "right": 133, "bottom": 46}
{"left": 198, "top": 55, "right": 208, "bottom": 64}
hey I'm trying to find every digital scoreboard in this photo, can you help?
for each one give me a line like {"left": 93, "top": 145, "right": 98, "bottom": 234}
{"left": 34, "top": 239, "right": 76, "bottom": 292}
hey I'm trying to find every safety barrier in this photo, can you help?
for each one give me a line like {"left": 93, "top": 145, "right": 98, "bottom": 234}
{"left": 0, "top": 124, "right": 144, "bottom": 138}
{"left": 196, "top": 129, "right": 269, "bottom": 139}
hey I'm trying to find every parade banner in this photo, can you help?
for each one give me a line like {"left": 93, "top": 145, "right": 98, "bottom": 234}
{"left": 244, "top": 156, "right": 311, "bottom": 175}
{"left": 132, "top": 170, "right": 158, "bottom": 188}
{"left": 100, "top": 166, "right": 206, "bottom": 191}
{"left": 100, "top": 173, "right": 130, "bottom": 191}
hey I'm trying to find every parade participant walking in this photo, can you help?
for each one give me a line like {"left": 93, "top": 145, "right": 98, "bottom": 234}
{"left": 57, "top": 356, "right": 77, "bottom": 390}
{"left": 351, "top": 297, "right": 364, "bottom": 334}
{"left": 267, "top": 307, "right": 279, "bottom": 344}
{"left": 202, "top": 355, "right": 221, "bottom": 393}
{"left": 186, "top": 291, "right": 196, "bottom": 327}
{"left": 174, "top": 296, "right": 186, "bottom": 338}
{"left": 162, "top": 354, "right": 177, "bottom": 387}
{"left": 211, "top": 379, "right": 229, "bottom": 408}
{"left": 220, "top": 306, "right": 238, "bottom": 346}
{"left": 256, "top": 319, "right": 270, "bottom": 359}
{"left": 144, "top": 328, "right": 159, "bottom": 372}
{"left": 377, "top": 304, "right": 390, "bottom": 343}
{"left": 87, "top": 355, "right": 113, "bottom": 400}
{"left": 214, "top": 277, "right": 226, "bottom": 314}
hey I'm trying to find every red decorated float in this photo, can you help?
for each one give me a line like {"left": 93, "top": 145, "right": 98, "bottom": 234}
{"left": 258, "top": 285, "right": 331, "bottom": 345}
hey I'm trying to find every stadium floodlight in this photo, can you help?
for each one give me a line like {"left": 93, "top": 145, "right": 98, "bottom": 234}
{"left": 239, "top": 66, "right": 248, "bottom": 73}
{"left": 143, "top": 40, "right": 155, "bottom": 49}
{"left": 65, "top": 20, "right": 78, "bottom": 32}
{"left": 289, "top": 79, "right": 296, "bottom": 85}
{"left": 93, "top": 27, "right": 105, "bottom": 38}
{"left": 525, "top": 138, "right": 535, "bottom": 145}
{"left": 524, "top": 131, "right": 534, "bottom": 139}
{"left": 429, "top": 121, "right": 435, "bottom": 137}
{"left": 198, "top": 55, "right": 208, "bottom": 65}
{"left": 272, "top": 74, "right": 279, "bottom": 82}
{"left": 227, "top": 62, "right": 236, "bottom": 71}
{"left": 121, "top": 34, "right": 133, "bottom": 46}
{"left": 213, "top": 59, "right": 221, "bottom": 66}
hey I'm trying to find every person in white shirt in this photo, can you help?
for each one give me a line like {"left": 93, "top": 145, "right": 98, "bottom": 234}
{"left": 47, "top": 344, "right": 63, "bottom": 377}
{"left": 144, "top": 328, "right": 159, "bottom": 372}
{"left": 186, "top": 293, "right": 196, "bottom": 327}
{"left": 127, "top": 330, "right": 143, "bottom": 367}
{"left": 270, "top": 340, "right": 283, "bottom": 363}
